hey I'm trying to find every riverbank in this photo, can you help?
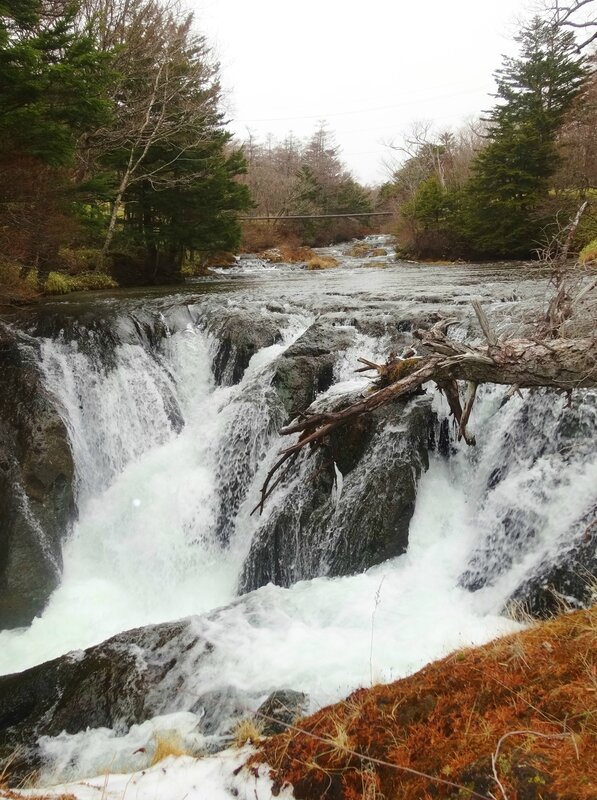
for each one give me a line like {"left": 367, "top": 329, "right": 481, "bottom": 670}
{"left": 257, "top": 603, "right": 597, "bottom": 800}
{"left": 2, "top": 604, "right": 595, "bottom": 799}
{"left": 0, "top": 243, "right": 594, "bottom": 798}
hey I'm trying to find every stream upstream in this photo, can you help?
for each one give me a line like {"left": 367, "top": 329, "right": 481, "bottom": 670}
{"left": 0, "top": 237, "right": 595, "bottom": 791}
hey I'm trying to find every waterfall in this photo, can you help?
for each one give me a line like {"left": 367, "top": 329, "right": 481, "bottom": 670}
{"left": 0, "top": 310, "right": 308, "bottom": 671}
{"left": 0, "top": 256, "right": 595, "bottom": 786}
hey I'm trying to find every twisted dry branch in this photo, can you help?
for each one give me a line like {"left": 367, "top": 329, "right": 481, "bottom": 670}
{"left": 253, "top": 299, "right": 596, "bottom": 514}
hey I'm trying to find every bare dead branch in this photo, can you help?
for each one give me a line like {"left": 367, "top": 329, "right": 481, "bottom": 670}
{"left": 255, "top": 297, "right": 596, "bottom": 511}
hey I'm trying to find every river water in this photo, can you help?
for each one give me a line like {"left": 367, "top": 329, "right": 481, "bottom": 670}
{"left": 1, "top": 238, "right": 596, "bottom": 785}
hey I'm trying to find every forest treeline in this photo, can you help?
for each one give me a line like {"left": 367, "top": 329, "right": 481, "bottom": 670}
{"left": 0, "top": 0, "right": 251, "bottom": 298}
{"left": 238, "top": 125, "right": 376, "bottom": 250}
{"left": 382, "top": 15, "right": 597, "bottom": 261}
{"left": 1, "top": 1, "right": 596, "bottom": 303}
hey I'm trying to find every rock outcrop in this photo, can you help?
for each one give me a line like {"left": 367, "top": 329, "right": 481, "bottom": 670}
{"left": 0, "top": 619, "right": 208, "bottom": 780}
{"left": 209, "top": 311, "right": 282, "bottom": 385}
{"left": 256, "top": 690, "right": 309, "bottom": 736}
{"left": 239, "top": 395, "right": 433, "bottom": 592}
{"left": 0, "top": 324, "right": 75, "bottom": 629}
{"left": 0, "top": 613, "right": 308, "bottom": 783}
{"left": 271, "top": 321, "right": 356, "bottom": 418}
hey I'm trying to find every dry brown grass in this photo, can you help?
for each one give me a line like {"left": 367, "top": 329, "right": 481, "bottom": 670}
{"left": 257, "top": 244, "right": 317, "bottom": 264}
{"left": 0, "top": 750, "right": 73, "bottom": 799}
{"left": 256, "top": 605, "right": 597, "bottom": 799}
{"left": 306, "top": 256, "right": 339, "bottom": 270}
{"left": 233, "top": 718, "right": 264, "bottom": 748}
{"left": 150, "top": 731, "right": 191, "bottom": 766}
{"left": 347, "top": 243, "right": 373, "bottom": 258}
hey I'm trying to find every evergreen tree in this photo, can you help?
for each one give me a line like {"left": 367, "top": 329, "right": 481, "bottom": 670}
{"left": 121, "top": 136, "right": 250, "bottom": 283}
{"left": 0, "top": 0, "right": 111, "bottom": 276}
{"left": 465, "top": 17, "right": 586, "bottom": 257}
{"left": 0, "top": 0, "right": 110, "bottom": 165}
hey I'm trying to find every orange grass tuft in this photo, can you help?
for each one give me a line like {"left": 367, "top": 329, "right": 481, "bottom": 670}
{"left": 306, "top": 256, "right": 339, "bottom": 270}
{"left": 256, "top": 605, "right": 597, "bottom": 799}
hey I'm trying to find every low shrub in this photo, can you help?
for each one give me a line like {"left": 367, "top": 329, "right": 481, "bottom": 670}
{"left": 279, "top": 244, "right": 316, "bottom": 263}
{"left": 241, "top": 222, "right": 281, "bottom": 252}
{"left": 57, "top": 247, "right": 103, "bottom": 275}
{"left": 44, "top": 272, "right": 71, "bottom": 295}
{"left": 71, "top": 272, "right": 117, "bottom": 291}
{"left": 347, "top": 243, "right": 372, "bottom": 258}
{"left": 44, "top": 271, "right": 117, "bottom": 295}
{"left": 579, "top": 238, "right": 597, "bottom": 264}
{"left": 306, "top": 255, "right": 339, "bottom": 270}
{"left": 258, "top": 244, "right": 316, "bottom": 263}
{"left": 0, "top": 259, "right": 39, "bottom": 304}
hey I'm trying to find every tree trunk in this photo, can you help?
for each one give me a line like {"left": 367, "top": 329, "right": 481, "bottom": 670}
{"left": 253, "top": 308, "right": 596, "bottom": 513}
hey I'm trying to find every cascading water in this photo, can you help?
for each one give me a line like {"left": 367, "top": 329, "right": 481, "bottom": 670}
{"left": 0, "top": 245, "right": 595, "bottom": 789}
{"left": 0, "top": 309, "right": 309, "bottom": 671}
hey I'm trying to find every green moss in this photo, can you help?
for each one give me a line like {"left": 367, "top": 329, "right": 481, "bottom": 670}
{"left": 44, "top": 271, "right": 118, "bottom": 295}
{"left": 578, "top": 238, "right": 597, "bottom": 264}
{"left": 45, "top": 272, "right": 71, "bottom": 294}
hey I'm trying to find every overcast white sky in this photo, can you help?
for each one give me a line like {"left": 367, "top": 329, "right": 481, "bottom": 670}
{"left": 192, "top": 0, "right": 534, "bottom": 185}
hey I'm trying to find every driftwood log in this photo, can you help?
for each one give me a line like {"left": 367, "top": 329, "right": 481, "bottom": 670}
{"left": 254, "top": 291, "right": 596, "bottom": 514}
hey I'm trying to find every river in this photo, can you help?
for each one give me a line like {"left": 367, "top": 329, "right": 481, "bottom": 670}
{"left": 0, "top": 237, "right": 595, "bottom": 788}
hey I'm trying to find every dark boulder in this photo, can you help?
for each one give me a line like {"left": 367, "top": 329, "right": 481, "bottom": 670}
{"left": 0, "top": 619, "right": 211, "bottom": 782}
{"left": 239, "top": 395, "right": 433, "bottom": 592}
{"left": 0, "top": 324, "right": 75, "bottom": 629}
{"left": 0, "top": 611, "right": 307, "bottom": 784}
{"left": 256, "top": 690, "right": 309, "bottom": 735}
{"left": 209, "top": 311, "right": 282, "bottom": 385}
{"left": 271, "top": 321, "right": 356, "bottom": 418}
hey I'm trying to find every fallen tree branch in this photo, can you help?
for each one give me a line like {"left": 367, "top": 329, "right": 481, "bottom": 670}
{"left": 255, "top": 296, "right": 596, "bottom": 511}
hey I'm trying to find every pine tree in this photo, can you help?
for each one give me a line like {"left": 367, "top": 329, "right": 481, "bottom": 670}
{"left": 121, "top": 135, "right": 250, "bottom": 283}
{"left": 0, "top": 0, "right": 111, "bottom": 276}
{"left": 0, "top": 1, "right": 110, "bottom": 165}
{"left": 464, "top": 17, "right": 586, "bottom": 257}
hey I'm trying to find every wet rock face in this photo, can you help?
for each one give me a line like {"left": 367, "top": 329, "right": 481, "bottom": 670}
{"left": 209, "top": 311, "right": 282, "bottom": 385}
{"left": 459, "top": 388, "right": 597, "bottom": 616}
{"left": 272, "top": 322, "right": 356, "bottom": 418}
{"left": 0, "top": 619, "right": 208, "bottom": 781}
{"left": 239, "top": 396, "right": 433, "bottom": 592}
{"left": 0, "top": 610, "right": 310, "bottom": 783}
{"left": 509, "top": 507, "right": 597, "bottom": 618}
{"left": 0, "top": 325, "right": 75, "bottom": 629}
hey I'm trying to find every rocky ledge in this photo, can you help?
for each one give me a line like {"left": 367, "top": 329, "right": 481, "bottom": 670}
{"left": 0, "top": 324, "right": 75, "bottom": 629}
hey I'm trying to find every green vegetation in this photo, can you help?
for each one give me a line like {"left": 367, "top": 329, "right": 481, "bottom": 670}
{"left": 44, "top": 271, "right": 117, "bottom": 295}
{"left": 464, "top": 18, "right": 587, "bottom": 258}
{"left": 0, "top": 0, "right": 250, "bottom": 303}
{"left": 2, "top": 3, "right": 596, "bottom": 304}
{"left": 579, "top": 238, "right": 597, "bottom": 263}
{"left": 385, "top": 17, "right": 596, "bottom": 261}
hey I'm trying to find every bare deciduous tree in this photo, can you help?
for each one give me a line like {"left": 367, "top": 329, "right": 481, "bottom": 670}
{"left": 547, "top": 0, "right": 597, "bottom": 49}
{"left": 76, "top": 0, "right": 223, "bottom": 257}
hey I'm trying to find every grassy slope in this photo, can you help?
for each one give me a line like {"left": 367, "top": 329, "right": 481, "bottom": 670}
{"left": 256, "top": 606, "right": 597, "bottom": 800}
